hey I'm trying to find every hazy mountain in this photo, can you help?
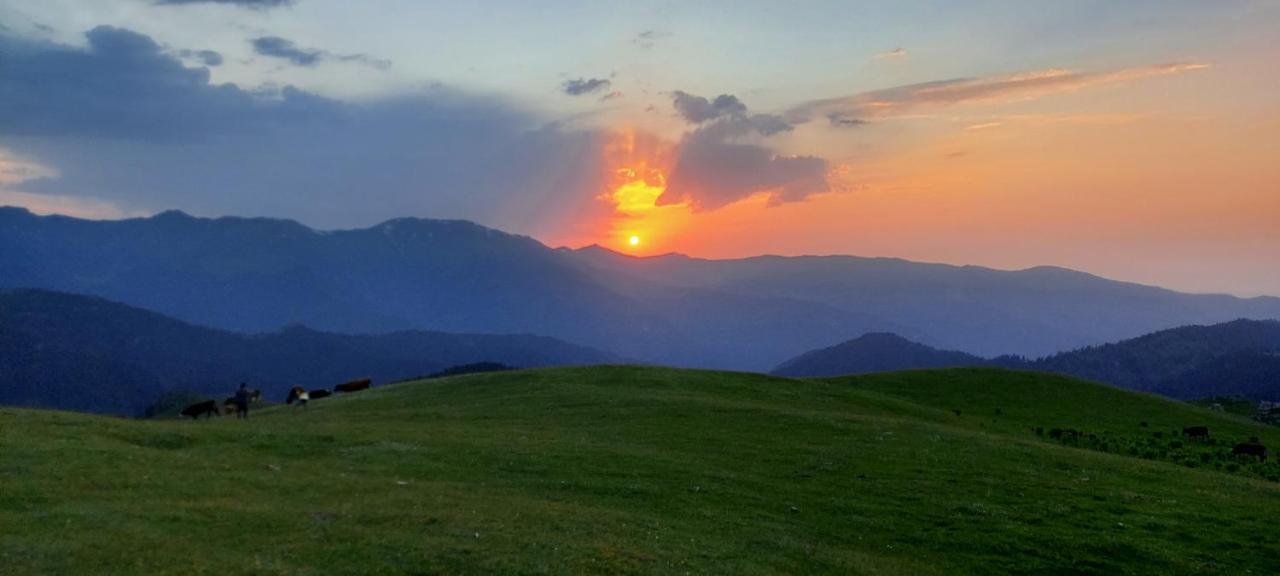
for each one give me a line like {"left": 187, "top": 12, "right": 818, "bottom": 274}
{"left": 774, "top": 319, "right": 1280, "bottom": 401}
{"left": 4, "top": 207, "right": 1279, "bottom": 370}
{"left": 568, "top": 246, "right": 1280, "bottom": 358}
{"left": 0, "top": 289, "right": 614, "bottom": 415}
{"left": 0, "top": 208, "right": 905, "bottom": 370}
{"left": 771, "top": 332, "right": 985, "bottom": 377}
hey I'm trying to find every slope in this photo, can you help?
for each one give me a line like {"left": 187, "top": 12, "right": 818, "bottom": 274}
{"left": 2, "top": 366, "right": 1277, "bottom": 575}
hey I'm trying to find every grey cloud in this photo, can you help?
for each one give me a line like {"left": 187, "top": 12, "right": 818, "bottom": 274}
{"left": 671, "top": 91, "right": 747, "bottom": 124}
{"left": 0, "top": 26, "right": 609, "bottom": 236}
{"left": 252, "top": 36, "right": 321, "bottom": 66}
{"left": 660, "top": 91, "right": 825, "bottom": 210}
{"left": 562, "top": 78, "right": 611, "bottom": 96}
{"left": 659, "top": 125, "right": 828, "bottom": 211}
{"left": 252, "top": 36, "right": 389, "bottom": 69}
{"left": 0, "top": 27, "right": 269, "bottom": 141}
{"left": 177, "top": 49, "right": 224, "bottom": 66}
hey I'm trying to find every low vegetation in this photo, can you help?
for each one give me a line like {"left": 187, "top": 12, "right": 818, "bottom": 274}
{"left": 3, "top": 366, "right": 1278, "bottom": 574}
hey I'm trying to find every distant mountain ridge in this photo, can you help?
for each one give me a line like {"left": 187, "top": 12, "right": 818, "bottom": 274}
{"left": 3, "top": 206, "right": 1279, "bottom": 370}
{"left": 0, "top": 289, "right": 614, "bottom": 415}
{"left": 569, "top": 245, "right": 1280, "bottom": 359}
{"left": 773, "top": 319, "right": 1280, "bottom": 401}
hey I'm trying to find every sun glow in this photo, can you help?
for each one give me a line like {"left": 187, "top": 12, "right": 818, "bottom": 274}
{"left": 600, "top": 129, "right": 688, "bottom": 253}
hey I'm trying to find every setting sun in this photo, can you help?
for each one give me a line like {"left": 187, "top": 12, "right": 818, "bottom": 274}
{"left": 598, "top": 129, "right": 690, "bottom": 254}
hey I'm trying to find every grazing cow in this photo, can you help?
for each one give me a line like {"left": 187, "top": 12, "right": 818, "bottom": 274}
{"left": 309, "top": 389, "right": 332, "bottom": 400}
{"left": 1232, "top": 443, "right": 1268, "bottom": 461}
{"left": 334, "top": 378, "right": 372, "bottom": 394}
{"left": 286, "top": 386, "right": 309, "bottom": 409}
{"left": 180, "top": 400, "right": 220, "bottom": 419}
{"left": 1182, "top": 426, "right": 1210, "bottom": 441}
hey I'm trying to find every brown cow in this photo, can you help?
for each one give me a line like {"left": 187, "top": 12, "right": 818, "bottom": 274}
{"left": 334, "top": 378, "right": 372, "bottom": 393}
{"left": 1232, "top": 443, "right": 1268, "bottom": 461}
{"left": 181, "top": 400, "right": 220, "bottom": 419}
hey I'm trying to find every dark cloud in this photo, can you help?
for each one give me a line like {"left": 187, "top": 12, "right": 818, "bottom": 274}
{"left": 562, "top": 78, "right": 611, "bottom": 96}
{"left": 825, "top": 113, "right": 866, "bottom": 128}
{"left": 252, "top": 36, "right": 389, "bottom": 69}
{"left": 155, "top": 0, "right": 295, "bottom": 7}
{"left": 251, "top": 36, "right": 321, "bottom": 66}
{"left": 659, "top": 91, "right": 825, "bottom": 210}
{"left": 671, "top": 91, "right": 747, "bottom": 124}
{"left": 177, "top": 49, "right": 224, "bottom": 66}
{"left": 0, "top": 26, "right": 609, "bottom": 236}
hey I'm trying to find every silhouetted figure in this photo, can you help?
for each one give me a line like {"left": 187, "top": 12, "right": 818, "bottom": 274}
{"left": 234, "top": 382, "right": 252, "bottom": 419}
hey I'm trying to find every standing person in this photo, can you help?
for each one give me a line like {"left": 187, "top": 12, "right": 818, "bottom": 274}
{"left": 234, "top": 382, "right": 253, "bottom": 419}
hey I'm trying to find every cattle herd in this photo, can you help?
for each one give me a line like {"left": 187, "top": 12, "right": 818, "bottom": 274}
{"left": 1180, "top": 425, "right": 1269, "bottom": 462}
{"left": 180, "top": 378, "right": 372, "bottom": 419}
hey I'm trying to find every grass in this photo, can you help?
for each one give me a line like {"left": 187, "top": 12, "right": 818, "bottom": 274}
{"left": 2, "top": 366, "right": 1279, "bottom": 575}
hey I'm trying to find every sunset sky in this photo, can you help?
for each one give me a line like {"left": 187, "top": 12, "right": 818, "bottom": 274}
{"left": 1, "top": 1, "right": 1277, "bottom": 296}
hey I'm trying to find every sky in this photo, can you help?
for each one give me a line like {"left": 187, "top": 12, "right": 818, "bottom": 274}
{"left": 0, "top": 0, "right": 1277, "bottom": 296}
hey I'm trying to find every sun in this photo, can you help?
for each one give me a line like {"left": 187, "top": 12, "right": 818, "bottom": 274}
{"left": 628, "top": 235, "right": 641, "bottom": 247}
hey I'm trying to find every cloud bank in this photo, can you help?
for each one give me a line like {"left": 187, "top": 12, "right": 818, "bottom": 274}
{"left": 0, "top": 26, "right": 607, "bottom": 236}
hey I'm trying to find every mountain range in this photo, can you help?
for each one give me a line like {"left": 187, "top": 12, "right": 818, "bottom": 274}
{"left": 0, "top": 289, "right": 612, "bottom": 415}
{"left": 3, "top": 206, "right": 1279, "bottom": 371}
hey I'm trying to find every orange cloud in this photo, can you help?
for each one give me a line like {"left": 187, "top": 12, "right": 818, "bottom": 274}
{"left": 787, "top": 62, "right": 1210, "bottom": 126}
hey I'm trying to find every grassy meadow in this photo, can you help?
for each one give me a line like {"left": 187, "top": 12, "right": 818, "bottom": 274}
{"left": 2, "top": 366, "right": 1278, "bottom": 575}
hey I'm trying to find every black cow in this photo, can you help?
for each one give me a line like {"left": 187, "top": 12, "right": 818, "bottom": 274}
{"left": 1182, "top": 426, "right": 1210, "bottom": 440}
{"left": 180, "top": 400, "right": 220, "bottom": 419}
{"left": 1232, "top": 443, "right": 1268, "bottom": 461}
{"left": 309, "top": 389, "right": 332, "bottom": 399}
{"left": 334, "top": 378, "right": 372, "bottom": 393}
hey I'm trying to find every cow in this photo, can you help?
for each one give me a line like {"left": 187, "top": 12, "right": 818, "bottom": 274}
{"left": 286, "top": 386, "right": 309, "bottom": 409}
{"left": 1182, "top": 426, "right": 1210, "bottom": 441}
{"left": 1232, "top": 442, "right": 1268, "bottom": 461}
{"left": 309, "top": 389, "right": 332, "bottom": 400}
{"left": 180, "top": 400, "right": 220, "bottom": 419}
{"left": 334, "top": 378, "right": 372, "bottom": 394}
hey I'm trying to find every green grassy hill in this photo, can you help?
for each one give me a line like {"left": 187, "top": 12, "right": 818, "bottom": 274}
{"left": 3, "top": 366, "right": 1278, "bottom": 575}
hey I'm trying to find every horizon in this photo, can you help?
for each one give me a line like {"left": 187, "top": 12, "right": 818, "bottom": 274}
{"left": 5, "top": 202, "right": 1277, "bottom": 300}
